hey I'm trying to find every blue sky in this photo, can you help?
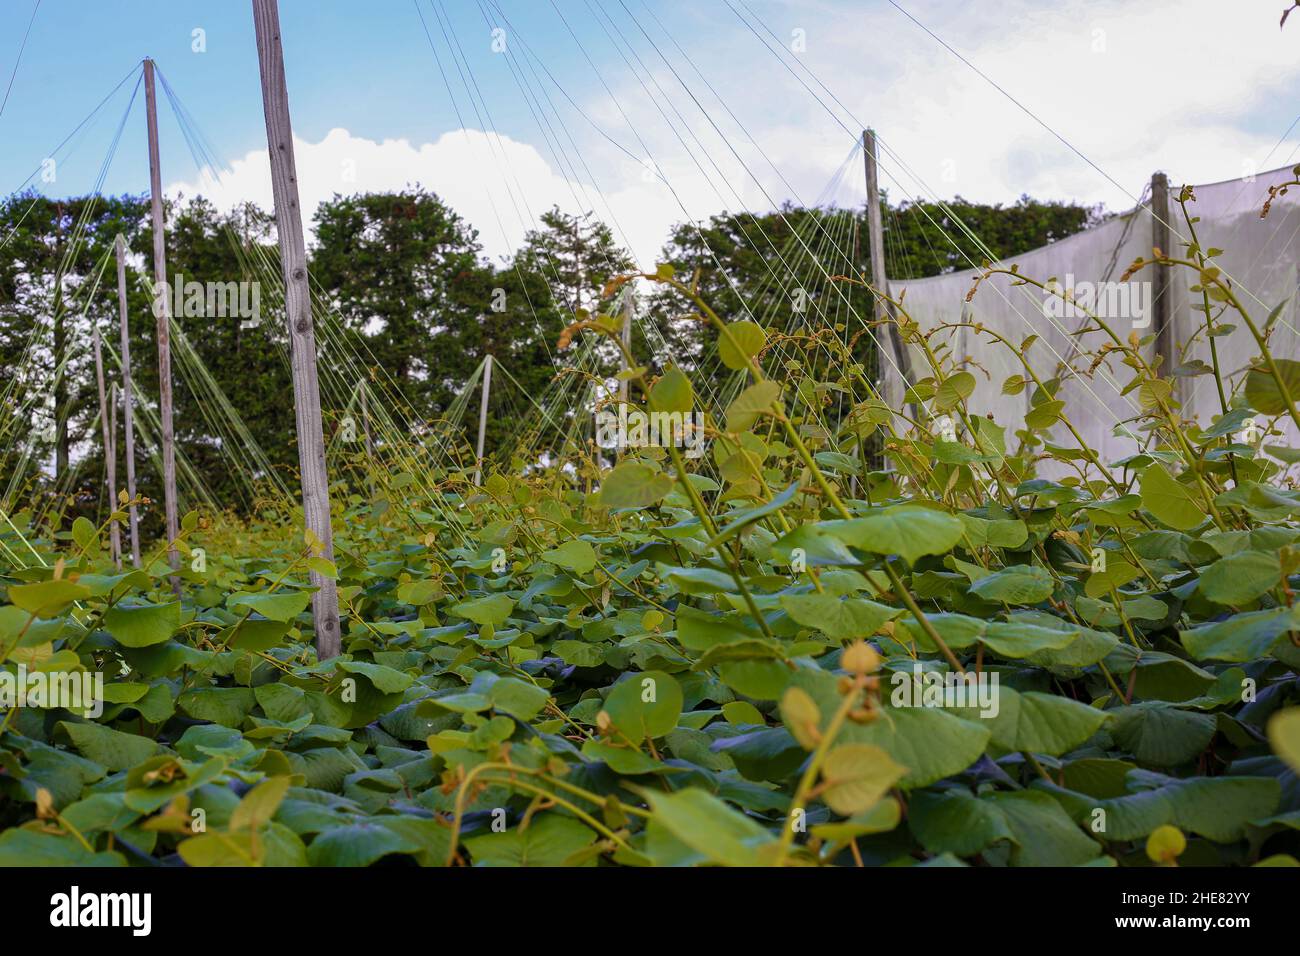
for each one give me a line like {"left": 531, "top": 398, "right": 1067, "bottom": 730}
{"left": 2, "top": 0, "right": 1297, "bottom": 264}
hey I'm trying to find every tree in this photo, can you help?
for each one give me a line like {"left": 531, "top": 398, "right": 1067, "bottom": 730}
{"left": 311, "top": 189, "right": 573, "bottom": 461}
{"left": 643, "top": 195, "right": 1103, "bottom": 402}
{"left": 515, "top": 206, "right": 636, "bottom": 318}
{"left": 0, "top": 192, "right": 148, "bottom": 517}
{"left": 162, "top": 196, "right": 294, "bottom": 508}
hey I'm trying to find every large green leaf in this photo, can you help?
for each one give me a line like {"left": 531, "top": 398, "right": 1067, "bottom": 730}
{"left": 603, "top": 670, "right": 682, "bottom": 740}
{"left": 821, "top": 507, "right": 965, "bottom": 565}
{"left": 1180, "top": 606, "right": 1299, "bottom": 662}
{"left": 1140, "top": 465, "right": 1204, "bottom": 531}
{"left": 641, "top": 787, "right": 775, "bottom": 866}
{"left": 949, "top": 688, "right": 1107, "bottom": 756}
{"left": 597, "top": 462, "right": 675, "bottom": 509}
{"left": 463, "top": 814, "right": 596, "bottom": 867}
{"left": 779, "top": 593, "right": 901, "bottom": 640}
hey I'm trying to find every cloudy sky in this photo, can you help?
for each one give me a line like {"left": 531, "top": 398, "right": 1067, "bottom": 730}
{"left": 1, "top": 0, "right": 1296, "bottom": 265}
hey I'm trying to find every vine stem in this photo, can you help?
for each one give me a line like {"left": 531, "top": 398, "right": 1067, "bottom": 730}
{"left": 775, "top": 684, "right": 860, "bottom": 865}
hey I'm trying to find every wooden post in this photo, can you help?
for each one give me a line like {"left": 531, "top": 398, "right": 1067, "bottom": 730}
{"left": 864, "top": 129, "right": 913, "bottom": 415}
{"left": 358, "top": 380, "right": 375, "bottom": 496}
{"left": 92, "top": 328, "right": 122, "bottom": 569}
{"left": 1151, "top": 172, "right": 1177, "bottom": 391}
{"left": 252, "top": 0, "right": 341, "bottom": 659}
{"left": 110, "top": 382, "right": 119, "bottom": 515}
{"left": 144, "top": 59, "right": 179, "bottom": 571}
{"left": 358, "top": 381, "right": 375, "bottom": 461}
{"left": 115, "top": 234, "right": 142, "bottom": 568}
{"left": 53, "top": 202, "right": 69, "bottom": 480}
{"left": 618, "top": 285, "right": 633, "bottom": 405}
{"left": 474, "top": 355, "right": 493, "bottom": 486}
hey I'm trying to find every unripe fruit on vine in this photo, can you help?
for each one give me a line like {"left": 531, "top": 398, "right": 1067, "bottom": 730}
{"left": 1146, "top": 825, "right": 1186, "bottom": 864}
{"left": 842, "top": 640, "right": 881, "bottom": 675}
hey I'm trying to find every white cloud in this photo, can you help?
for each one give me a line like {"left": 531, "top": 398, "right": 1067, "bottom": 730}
{"left": 169, "top": 126, "right": 707, "bottom": 268}
{"left": 169, "top": 0, "right": 1300, "bottom": 270}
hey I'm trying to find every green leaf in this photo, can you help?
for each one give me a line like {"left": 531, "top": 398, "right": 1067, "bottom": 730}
{"left": 649, "top": 366, "right": 694, "bottom": 414}
{"left": 1268, "top": 708, "right": 1300, "bottom": 775}
{"left": 448, "top": 593, "right": 514, "bottom": 627}
{"left": 726, "top": 380, "right": 782, "bottom": 431}
{"left": 821, "top": 506, "right": 965, "bottom": 565}
{"left": 641, "top": 787, "right": 775, "bottom": 866}
{"left": 230, "top": 776, "right": 292, "bottom": 832}
{"left": 7, "top": 579, "right": 90, "bottom": 618}
{"left": 488, "top": 677, "right": 550, "bottom": 721}
{"left": 1199, "top": 550, "right": 1280, "bottom": 605}
{"left": 1141, "top": 464, "right": 1204, "bottom": 531}
{"left": 603, "top": 670, "right": 682, "bottom": 740}
{"left": 1180, "top": 605, "right": 1299, "bottom": 662}
{"left": 57, "top": 721, "right": 163, "bottom": 771}
{"left": 464, "top": 814, "right": 597, "bottom": 867}
{"left": 0, "top": 829, "right": 125, "bottom": 867}
{"left": 597, "top": 461, "right": 675, "bottom": 509}
{"left": 934, "top": 371, "right": 976, "bottom": 410}
{"left": 336, "top": 660, "right": 414, "bottom": 694}
{"left": 819, "top": 743, "right": 906, "bottom": 815}
{"left": 1245, "top": 359, "right": 1300, "bottom": 416}
{"left": 1109, "top": 703, "right": 1216, "bottom": 767}
{"left": 71, "top": 516, "right": 99, "bottom": 552}
{"left": 968, "top": 565, "right": 1054, "bottom": 605}
{"left": 779, "top": 593, "right": 901, "bottom": 640}
{"left": 228, "top": 590, "right": 311, "bottom": 623}
{"left": 909, "top": 789, "right": 1016, "bottom": 857}
{"left": 949, "top": 688, "right": 1108, "bottom": 756}
{"left": 307, "top": 820, "right": 438, "bottom": 867}
{"left": 103, "top": 601, "right": 181, "bottom": 648}
{"left": 542, "top": 539, "right": 597, "bottom": 575}
{"left": 986, "top": 791, "right": 1102, "bottom": 866}
{"left": 718, "top": 320, "right": 765, "bottom": 370}
{"left": 789, "top": 668, "right": 989, "bottom": 787}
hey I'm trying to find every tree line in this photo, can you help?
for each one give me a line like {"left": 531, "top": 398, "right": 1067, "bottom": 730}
{"left": 0, "top": 186, "right": 1099, "bottom": 531}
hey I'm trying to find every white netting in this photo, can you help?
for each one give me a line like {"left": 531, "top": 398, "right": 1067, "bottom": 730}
{"left": 888, "top": 164, "right": 1300, "bottom": 476}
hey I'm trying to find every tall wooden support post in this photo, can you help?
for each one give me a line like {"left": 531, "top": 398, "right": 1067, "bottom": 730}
{"left": 92, "top": 329, "right": 122, "bottom": 569}
{"left": 53, "top": 203, "right": 69, "bottom": 480}
{"left": 143, "top": 59, "right": 179, "bottom": 571}
{"left": 1151, "top": 172, "right": 1178, "bottom": 397}
{"left": 358, "top": 382, "right": 375, "bottom": 461}
{"left": 618, "top": 285, "right": 634, "bottom": 405}
{"left": 863, "top": 130, "right": 913, "bottom": 418}
{"left": 474, "top": 355, "right": 493, "bottom": 486}
{"left": 358, "top": 381, "right": 375, "bottom": 496}
{"left": 252, "top": 0, "right": 341, "bottom": 659}
{"left": 109, "top": 383, "right": 119, "bottom": 513}
{"left": 115, "top": 235, "right": 142, "bottom": 568}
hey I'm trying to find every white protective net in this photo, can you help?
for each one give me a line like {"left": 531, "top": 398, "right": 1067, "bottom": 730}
{"left": 888, "top": 164, "right": 1300, "bottom": 477}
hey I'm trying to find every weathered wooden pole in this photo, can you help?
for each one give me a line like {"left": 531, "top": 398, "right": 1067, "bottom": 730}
{"left": 357, "top": 380, "right": 375, "bottom": 496}
{"left": 252, "top": 0, "right": 341, "bottom": 659}
{"left": 143, "top": 58, "right": 179, "bottom": 570}
{"left": 473, "top": 355, "right": 493, "bottom": 486}
{"left": 618, "top": 285, "right": 634, "bottom": 405}
{"left": 109, "top": 383, "right": 119, "bottom": 512}
{"left": 115, "top": 234, "right": 142, "bottom": 568}
{"left": 1151, "top": 172, "right": 1178, "bottom": 395}
{"left": 358, "top": 381, "right": 375, "bottom": 461}
{"left": 53, "top": 202, "right": 69, "bottom": 480}
{"left": 92, "top": 328, "right": 122, "bottom": 569}
{"left": 863, "top": 129, "right": 913, "bottom": 414}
